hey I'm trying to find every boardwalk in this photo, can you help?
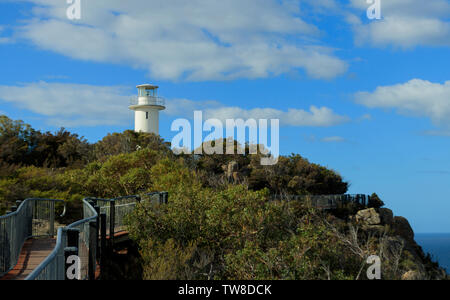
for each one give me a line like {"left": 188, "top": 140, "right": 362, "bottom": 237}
{"left": 1, "top": 192, "right": 369, "bottom": 280}
{"left": 0, "top": 193, "right": 365, "bottom": 280}
{"left": 0, "top": 194, "right": 167, "bottom": 280}
{"left": 0, "top": 238, "right": 56, "bottom": 280}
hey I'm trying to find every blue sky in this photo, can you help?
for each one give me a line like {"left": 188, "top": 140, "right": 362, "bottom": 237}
{"left": 1, "top": 0, "right": 450, "bottom": 233}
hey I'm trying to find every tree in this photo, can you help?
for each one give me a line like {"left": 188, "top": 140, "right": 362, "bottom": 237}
{"left": 126, "top": 164, "right": 359, "bottom": 280}
{"left": 94, "top": 130, "right": 171, "bottom": 161}
{"left": 30, "top": 128, "right": 92, "bottom": 168}
{"left": 0, "top": 115, "right": 38, "bottom": 166}
{"left": 0, "top": 116, "right": 92, "bottom": 168}
{"left": 194, "top": 140, "right": 348, "bottom": 196}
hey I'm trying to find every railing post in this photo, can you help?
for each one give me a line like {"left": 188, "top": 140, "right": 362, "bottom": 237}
{"left": 109, "top": 201, "right": 115, "bottom": 247}
{"left": 88, "top": 221, "right": 97, "bottom": 280}
{"left": 49, "top": 201, "right": 55, "bottom": 237}
{"left": 100, "top": 213, "right": 107, "bottom": 278}
{"left": 65, "top": 228, "right": 79, "bottom": 280}
{"left": 160, "top": 192, "right": 169, "bottom": 204}
{"left": 67, "top": 228, "right": 80, "bottom": 249}
{"left": 94, "top": 205, "right": 100, "bottom": 260}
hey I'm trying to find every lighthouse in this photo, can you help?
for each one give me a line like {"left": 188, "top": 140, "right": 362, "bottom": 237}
{"left": 129, "top": 84, "right": 166, "bottom": 135}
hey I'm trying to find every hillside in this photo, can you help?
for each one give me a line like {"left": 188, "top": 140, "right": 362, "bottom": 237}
{"left": 0, "top": 115, "right": 447, "bottom": 280}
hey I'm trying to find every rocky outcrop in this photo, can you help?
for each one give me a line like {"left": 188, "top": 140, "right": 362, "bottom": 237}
{"left": 355, "top": 208, "right": 414, "bottom": 242}
{"left": 355, "top": 208, "right": 381, "bottom": 225}
{"left": 378, "top": 208, "right": 394, "bottom": 225}
{"left": 381, "top": 236, "right": 405, "bottom": 259}
{"left": 352, "top": 207, "right": 448, "bottom": 280}
{"left": 392, "top": 216, "right": 414, "bottom": 242}
{"left": 226, "top": 161, "right": 239, "bottom": 182}
{"left": 355, "top": 207, "right": 394, "bottom": 226}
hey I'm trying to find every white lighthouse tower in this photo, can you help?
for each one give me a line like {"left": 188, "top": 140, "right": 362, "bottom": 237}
{"left": 129, "top": 84, "right": 166, "bottom": 135}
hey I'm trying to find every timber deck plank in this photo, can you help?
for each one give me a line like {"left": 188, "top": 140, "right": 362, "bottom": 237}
{"left": 0, "top": 238, "right": 56, "bottom": 280}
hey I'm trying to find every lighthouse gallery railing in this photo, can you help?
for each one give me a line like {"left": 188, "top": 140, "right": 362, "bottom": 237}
{"left": 129, "top": 96, "right": 165, "bottom": 107}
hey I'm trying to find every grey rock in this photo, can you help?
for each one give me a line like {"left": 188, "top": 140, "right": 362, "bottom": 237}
{"left": 227, "top": 161, "right": 239, "bottom": 179}
{"left": 355, "top": 208, "right": 381, "bottom": 225}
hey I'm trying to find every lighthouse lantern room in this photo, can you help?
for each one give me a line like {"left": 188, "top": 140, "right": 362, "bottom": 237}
{"left": 129, "top": 84, "right": 166, "bottom": 135}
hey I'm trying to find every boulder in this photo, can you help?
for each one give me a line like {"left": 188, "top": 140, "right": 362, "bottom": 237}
{"left": 226, "top": 161, "right": 239, "bottom": 180}
{"left": 355, "top": 208, "right": 381, "bottom": 225}
{"left": 378, "top": 208, "right": 394, "bottom": 225}
{"left": 393, "top": 216, "right": 414, "bottom": 242}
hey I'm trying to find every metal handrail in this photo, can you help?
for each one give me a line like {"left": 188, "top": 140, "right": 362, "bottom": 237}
{"left": 25, "top": 228, "right": 66, "bottom": 280}
{"left": 95, "top": 195, "right": 142, "bottom": 236}
{"left": 0, "top": 198, "right": 66, "bottom": 220}
{"left": 0, "top": 198, "right": 66, "bottom": 277}
{"left": 20, "top": 192, "right": 168, "bottom": 280}
{"left": 67, "top": 199, "right": 98, "bottom": 230}
{"left": 26, "top": 199, "right": 98, "bottom": 280}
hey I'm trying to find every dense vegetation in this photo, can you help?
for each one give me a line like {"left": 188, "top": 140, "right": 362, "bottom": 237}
{"left": 1, "top": 115, "right": 445, "bottom": 280}
{"left": 0, "top": 115, "right": 347, "bottom": 216}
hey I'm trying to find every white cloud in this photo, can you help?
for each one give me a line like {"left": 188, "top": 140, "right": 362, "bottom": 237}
{"left": 201, "top": 105, "right": 349, "bottom": 127}
{"left": 353, "top": 16, "right": 450, "bottom": 48}
{"left": 166, "top": 99, "right": 349, "bottom": 127}
{"left": 349, "top": 0, "right": 450, "bottom": 48}
{"left": 304, "top": 0, "right": 450, "bottom": 48}
{"left": 0, "top": 81, "right": 349, "bottom": 128}
{"left": 0, "top": 81, "right": 133, "bottom": 127}
{"left": 11, "top": 0, "right": 348, "bottom": 80}
{"left": 355, "top": 79, "right": 450, "bottom": 126}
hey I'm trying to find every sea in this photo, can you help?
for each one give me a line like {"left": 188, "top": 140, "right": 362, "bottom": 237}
{"left": 415, "top": 233, "right": 450, "bottom": 274}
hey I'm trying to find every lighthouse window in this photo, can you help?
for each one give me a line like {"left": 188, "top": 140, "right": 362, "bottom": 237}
{"left": 146, "top": 112, "right": 149, "bottom": 119}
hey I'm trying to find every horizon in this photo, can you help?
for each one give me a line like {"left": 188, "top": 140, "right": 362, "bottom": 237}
{"left": 1, "top": 0, "right": 450, "bottom": 234}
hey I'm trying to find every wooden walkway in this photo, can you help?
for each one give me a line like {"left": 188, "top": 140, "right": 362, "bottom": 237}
{"left": 1, "top": 231, "right": 130, "bottom": 280}
{"left": 0, "top": 238, "right": 56, "bottom": 280}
